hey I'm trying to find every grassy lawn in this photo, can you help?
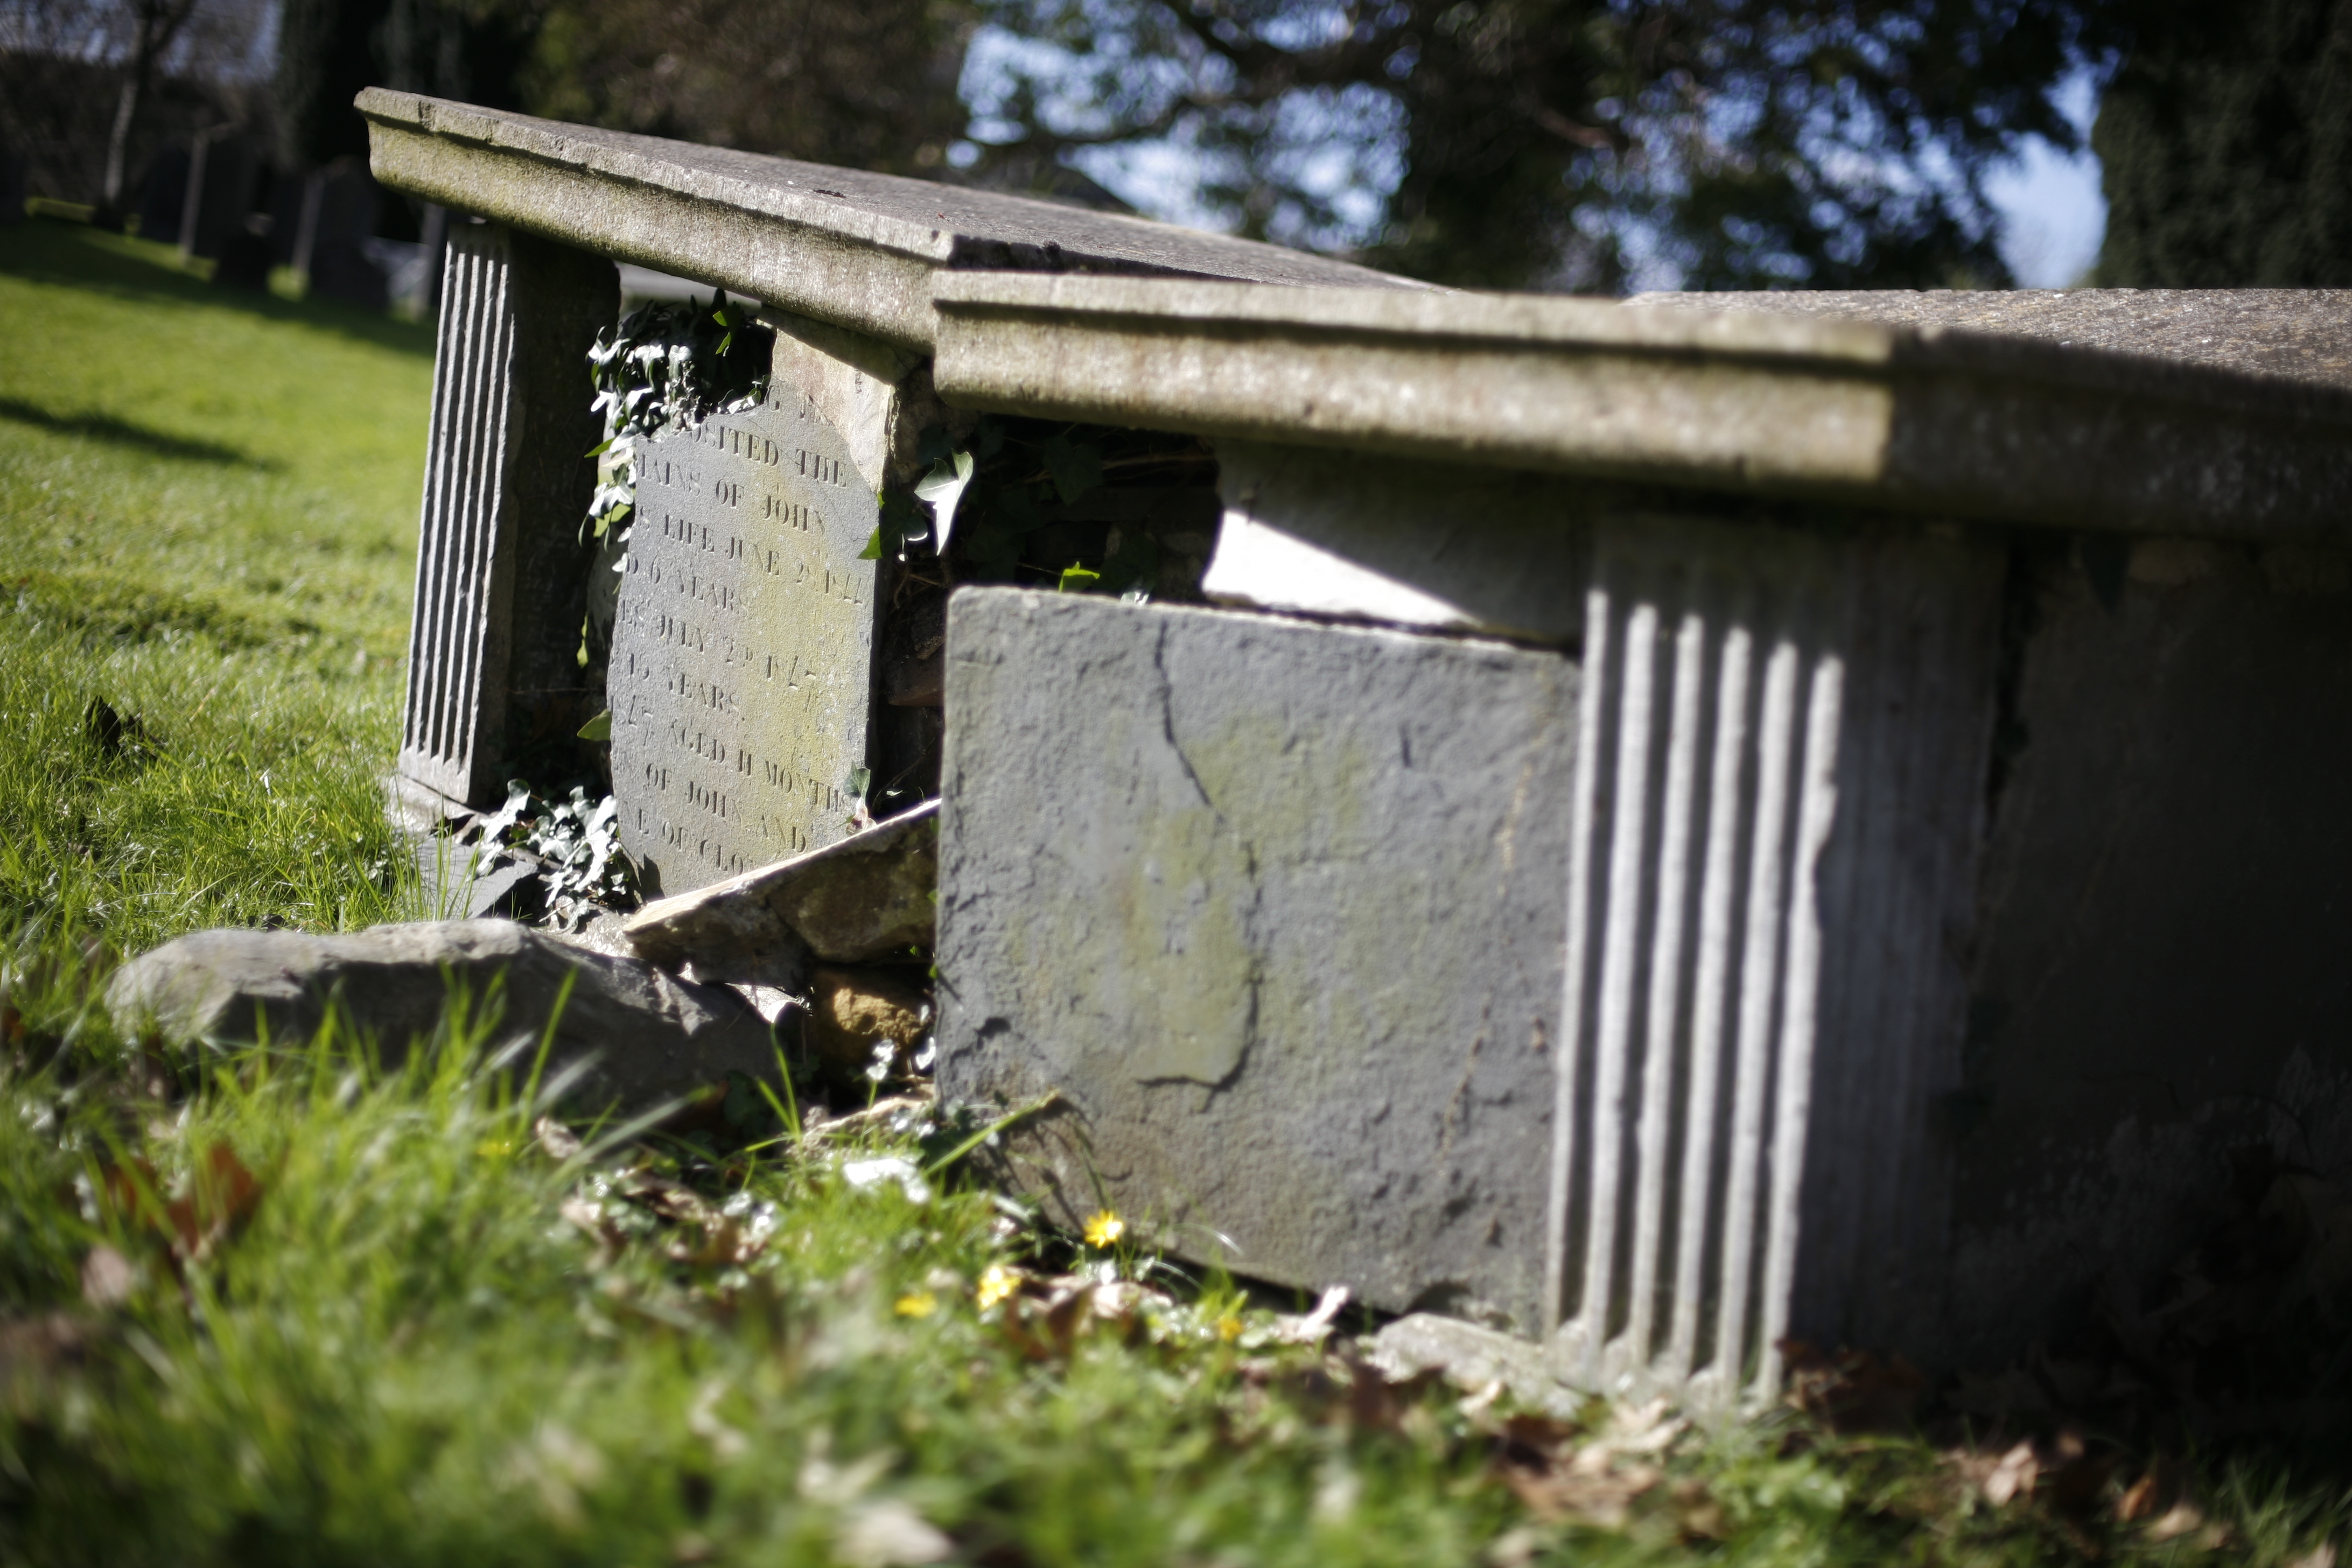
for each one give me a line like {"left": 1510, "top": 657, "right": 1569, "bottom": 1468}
{"left": 0, "top": 216, "right": 2343, "bottom": 1567}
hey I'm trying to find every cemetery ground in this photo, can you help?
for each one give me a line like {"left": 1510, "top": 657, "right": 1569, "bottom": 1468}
{"left": 0, "top": 215, "right": 2347, "bottom": 1568}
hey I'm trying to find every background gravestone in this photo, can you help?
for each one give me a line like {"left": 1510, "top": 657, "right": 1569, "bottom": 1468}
{"left": 610, "top": 388, "right": 879, "bottom": 895}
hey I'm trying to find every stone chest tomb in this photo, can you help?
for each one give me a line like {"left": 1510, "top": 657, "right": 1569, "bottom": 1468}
{"left": 363, "top": 87, "right": 2352, "bottom": 1405}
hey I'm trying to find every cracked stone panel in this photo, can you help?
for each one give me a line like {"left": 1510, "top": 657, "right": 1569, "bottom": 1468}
{"left": 936, "top": 589, "right": 1575, "bottom": 1331}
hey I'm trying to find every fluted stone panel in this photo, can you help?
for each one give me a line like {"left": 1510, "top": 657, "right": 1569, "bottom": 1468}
{"left": 397, "top": 223, "right": 615, "bottom": 810}
{"left": 1545, "top": 516, "right": 2002, "bottom": 1405}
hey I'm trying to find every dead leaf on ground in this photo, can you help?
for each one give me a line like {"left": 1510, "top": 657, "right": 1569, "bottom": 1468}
{"left": 535, "top": 1116, "right": 583, "bottom": 1161}
{"left": 1782, "top": 1339, "right": 1926, "bottom": 1433}
{"left": 1947, "top": 1438, "right": 2039, "bottom": 1507}
{"left": 100, "top": 1142, "right": 264, "bottom": 1268}
{"left": 79, "top": 1243, "right": 138, "bottom": 1308}
{"left": 1489, "top": 1408, "right": 1671, "bottom": 1529}
{"left": 2145, "top": 1500, "right": 2207, "bottom": 1544}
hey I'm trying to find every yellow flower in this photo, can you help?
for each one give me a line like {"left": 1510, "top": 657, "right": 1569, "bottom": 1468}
{"left": 1083, "top": 1209, "right": 1125, "bottom": 1249}
{"left": 893, "top": 1291, "right": 937, "bottom": 1319}
{"left": 1215, "top": 1312, "right": 1244, "bottom": 1343}
{"left": 975, "top": 1263, "right": 1023, "bottom": 1311}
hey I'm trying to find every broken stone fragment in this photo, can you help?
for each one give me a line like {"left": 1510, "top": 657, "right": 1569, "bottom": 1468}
{"left": 624, "top": 799, "right": 938, "bottom": 976}
{"left": 803, "top": 966, "right": 932, "bottom": 1070}
{"left": 107, "top": 920, "right": 780, "bottom": 1111}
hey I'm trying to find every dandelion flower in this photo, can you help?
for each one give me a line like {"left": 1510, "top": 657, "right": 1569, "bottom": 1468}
{"left": 1216, "top": 1312, "right": 1244, "bottom": 1343}
{"left": 975, "top": 1263, "right": 1022, "bottom": 1311}
{"left": 1083, "top": 1209, "right": 1125, "bottom": 1249}
{"left": 893, "top": 1290, "right": 937, "bottom": 1318}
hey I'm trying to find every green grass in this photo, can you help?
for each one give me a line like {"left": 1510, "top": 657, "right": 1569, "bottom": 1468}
{"left": 0, "top": 217, "right": 2346, "bottom": 1567}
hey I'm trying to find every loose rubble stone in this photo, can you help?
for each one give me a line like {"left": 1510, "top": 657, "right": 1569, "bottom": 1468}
{"left": 108, "top": 920, "right": 780, "bottom": 1111}
{"left": 625, "top": 800, "right": 938, "bottom": 976}
{"left": 804, "top": 967, "right": 932, "bottom": 1070}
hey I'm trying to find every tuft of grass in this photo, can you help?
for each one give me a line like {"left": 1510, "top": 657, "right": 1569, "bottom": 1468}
{"left": 3, "top": 216, "right": 2348, "bottom": 1568}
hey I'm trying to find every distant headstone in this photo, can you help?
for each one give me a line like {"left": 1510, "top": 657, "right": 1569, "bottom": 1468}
{"left": 610, "top": 390, "right": 880, "bottom": 896}
{"left": 178, "top": 128, "right": 258, "bottom": 263}
{"left": 296, "top": 157, "right": 386, "bottom": 307}
{"left": 136, "top": 145, "right": 190, "bottom": 242}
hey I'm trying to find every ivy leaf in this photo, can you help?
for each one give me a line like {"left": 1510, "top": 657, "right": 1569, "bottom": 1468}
{"left": 1041, "top": 433, "right": 1102, "bottom": 503}
{"left": 858, "top": 527, "right": 884, "bottom": 561}
{"left": 1058, "top": 563, "right": 1101, "bottom": 593}
{"left": 915, "top": 450, "right": 977, "bottom": 549}
{"left": 576, "top": 709, "right": 612, "bottom": 741}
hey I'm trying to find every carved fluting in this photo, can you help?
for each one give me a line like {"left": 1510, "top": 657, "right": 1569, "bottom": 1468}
{"left": 395, "top": 225, "right": 614, "bottom": 811}
{"left": 1546, "top": 517, "right": 2001, "bottom": 1406}
{"left": 400, "top": 228, "right": 517, "bottom": 803}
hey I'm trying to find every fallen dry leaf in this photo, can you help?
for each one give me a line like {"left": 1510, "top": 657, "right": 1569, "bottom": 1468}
{"left": 79, "top": 1244, "right": 137, "bottom": 1308}
{"left": 2145, "top": 1500, "right": 2207, "bottom": 1544}
{"left": 1782, "top": 1339, "right": 1926, "bottom": 1433}
{"left": 535, "top": 1116, "right": 583, "bottom": 1160}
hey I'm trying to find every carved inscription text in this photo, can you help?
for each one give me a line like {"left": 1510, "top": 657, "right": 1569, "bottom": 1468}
{"left": 609, "top": 392, "right": 878, "bottom": 894}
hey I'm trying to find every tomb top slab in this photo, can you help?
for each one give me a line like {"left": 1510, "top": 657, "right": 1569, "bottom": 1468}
{"left": 930, "top": 274, "right": 2352, "bottom": 541}
{"left": 1626, "top": 289, "right": 2352, "bottom": 391}
{"left": 358, "top": 90, "right": 1420, "bottom": 352}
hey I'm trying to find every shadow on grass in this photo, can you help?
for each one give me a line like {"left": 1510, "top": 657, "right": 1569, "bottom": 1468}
{"left": 0, "top": 395, "right": 275, "bottom": 468}
{"left": 0, "top": 216, "right": 438, "bottom": 360}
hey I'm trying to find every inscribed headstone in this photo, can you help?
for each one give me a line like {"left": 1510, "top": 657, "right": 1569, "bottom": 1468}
{"left": 611, "top": 390, "right": 878, "bottom": 895}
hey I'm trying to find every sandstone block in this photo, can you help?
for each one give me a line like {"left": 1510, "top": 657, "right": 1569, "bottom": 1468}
{"left": 624, "top": 800, "right": 938, "bottom": 978}
{"left": 804, "top": 966, "right": 932, "bottom": 1070}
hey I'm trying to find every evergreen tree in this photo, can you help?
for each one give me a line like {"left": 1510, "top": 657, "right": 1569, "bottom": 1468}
{"left": 275, "top": 0, "right": 391, "bottom": 169}
{"left": 2094, "top": 0, "right": 2352, "bottom": 285}
{"left": 967, "top": 0, "right": 2126, "bottom": 291}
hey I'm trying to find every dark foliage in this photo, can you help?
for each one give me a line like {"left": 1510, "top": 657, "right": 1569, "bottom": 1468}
{"left": 274, "top": 0, "right": 391, "bottom": 168}
{"left": 513, "top": 0, "right": 972, "bottom": 176}
{"left": 2093, "top": 0, "right": 2352, "bottom": 286}
{"left": 970, "top": 0, "right": 2126, "bottom": 292}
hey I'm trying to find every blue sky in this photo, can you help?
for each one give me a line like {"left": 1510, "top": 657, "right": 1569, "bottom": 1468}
{"left": 1983, "top": 68, "right": 2107, "bottom": 288}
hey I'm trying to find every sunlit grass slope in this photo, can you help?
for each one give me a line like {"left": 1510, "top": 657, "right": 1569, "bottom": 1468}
{"left": 0, "top": 216, "right": 2343, "bottom": 1568}
{"left": 0, "top": 218, "right": 430, "bottom": 953}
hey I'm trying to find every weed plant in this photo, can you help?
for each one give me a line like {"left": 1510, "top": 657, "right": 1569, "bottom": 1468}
{"left": 1, "top": 219, "right": 2346, "bottom": 1566}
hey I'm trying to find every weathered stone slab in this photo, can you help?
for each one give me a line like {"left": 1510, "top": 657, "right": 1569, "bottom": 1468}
{"left": 930, "top": 274, "right": 2352, "bottom": 541}
{"left": 358, "top": 89, "right": 1423, "bottom": 354}
{"left": 1625, "top": 288, "right": 2352, "bottom": 391}
{"left": 108, "top": 920, "right": 779, "bottom": 1111}
{"left": 625, "top": 800, "right": 938, "bottom": 975}
{"left": 937, "top": 590, "right": 1573, "bottom": 1332}
{"left": 610, "top": 389, "right": 879, "bottom": 895}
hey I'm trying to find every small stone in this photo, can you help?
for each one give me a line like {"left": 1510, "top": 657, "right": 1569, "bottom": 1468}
{"left": 624, "top": 800, "right": 937, "bottom": 975}
{"left": 804, "top": 967, "right": 931, "bottom": 1069}
{"left": 108, "top": 920, "right": 781, "bottom": 1112}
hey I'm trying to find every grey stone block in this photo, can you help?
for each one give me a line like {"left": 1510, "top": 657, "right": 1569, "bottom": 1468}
{"left": 396, "top": 224, "right": 616, "bottom": 810}
{"left": 1945, "top": 537, "right": 2352, "bottom": 1367}
{"left": 937, "top": 589, "right": 1574, "bottom": 1331}
{"left": 108, "top": 921, "right": 780, "bottom": 1112}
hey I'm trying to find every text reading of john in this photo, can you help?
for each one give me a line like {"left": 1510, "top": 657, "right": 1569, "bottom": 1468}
{"left": 610, "top": 394, "right": 877, "bottom": 895}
